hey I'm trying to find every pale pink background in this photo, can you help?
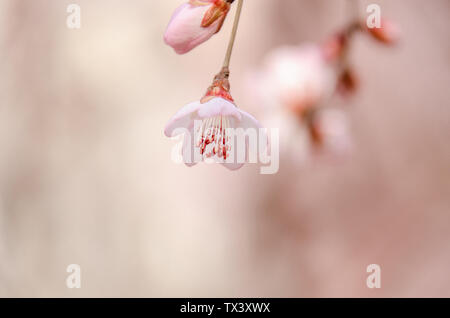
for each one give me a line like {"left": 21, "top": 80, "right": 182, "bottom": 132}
{"left": 0, "top": 0, "right": 449, "bottom": 297}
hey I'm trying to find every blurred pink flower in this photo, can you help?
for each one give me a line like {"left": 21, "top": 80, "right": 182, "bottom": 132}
{"left": 164, "top": 0, "right": 231, "bottom": 54}
{"left": 308, "top": 109, "right": 353, "bottom": 157}
{"left": 164, "top": 97, "right": 262, "bottom": 170}
{"left": 251, "top": 44, "right": 336, "bottom": 116}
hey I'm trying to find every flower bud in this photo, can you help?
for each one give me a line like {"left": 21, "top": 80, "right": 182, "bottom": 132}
{"left": 367, "top": 19, "right": 401, "bottom": 45}
{"left": 164, "top": 0, "right": 231, "bottom": 54}
{"left": 337, "top": 68, "right": 359, "bottom": 97}
{"left": 322, "top": 33, "right": 348, "bottom": 62}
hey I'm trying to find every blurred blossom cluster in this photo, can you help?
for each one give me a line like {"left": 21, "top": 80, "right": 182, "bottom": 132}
{"left": 247, "top": 16, "right": 400, "bottom": 161}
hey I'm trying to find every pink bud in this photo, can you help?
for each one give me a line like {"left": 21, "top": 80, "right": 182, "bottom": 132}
{"left": 321, "top": 32, "right": 348, "bottom": 62}
{"left": 337, "top": 68, "right": 360, "bottom": 97}
{"left": 164, "top": 0, "right": 231, "bottom": 54}
{"left": 367, "top": 19, "right": 401, "bottom": 45}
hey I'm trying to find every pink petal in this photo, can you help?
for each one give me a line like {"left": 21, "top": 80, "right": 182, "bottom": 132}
{"left": 262, "top": 44, "right": 336, "bottom": 110}
{"left": 164, "top": 3, "right": 219, "bottom": 54}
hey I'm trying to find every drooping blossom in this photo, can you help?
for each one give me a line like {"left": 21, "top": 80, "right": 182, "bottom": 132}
{"left": 242, "top": 44, "right": 341, "bottom": 162}
{"left": 251, "top": 44, "right": 336, "bottom": 117}
{"left": 164, "top": 70, "right": 263, "bottom": 170}
{"left": 164, "top": 0, "right": 232, "bottom": 54}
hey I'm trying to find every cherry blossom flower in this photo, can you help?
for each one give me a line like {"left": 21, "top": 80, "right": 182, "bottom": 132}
{"left": 250, "top": 44, "right": 336, "bottom": 117}
{"left": 164, "top": 0, "right": 231, "bottom": 54}
{"left": 243, "top": 44, "right": 341, "bottom": 163}
{"left": 164, "top": 72, "right": 263, "bottom": 170}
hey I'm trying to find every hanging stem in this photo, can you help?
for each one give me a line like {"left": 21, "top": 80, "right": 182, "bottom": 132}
{"left": 222, "top": 0, "right": 244, "bottom": 71}
{"left": 340, "top": 0, "right": 361, "bottom": 69}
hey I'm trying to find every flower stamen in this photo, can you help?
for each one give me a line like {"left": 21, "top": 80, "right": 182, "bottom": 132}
{"left": 197, "top": 115, "right": 232, "bottom": 160}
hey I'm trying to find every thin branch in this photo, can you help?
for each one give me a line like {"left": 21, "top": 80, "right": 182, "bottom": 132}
{"left": 222, "top": 0, "right": 244, "bottom": 70}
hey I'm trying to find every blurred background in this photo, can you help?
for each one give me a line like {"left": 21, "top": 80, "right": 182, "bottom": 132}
{"left": 0, "top": 0, "right": 449, "bottom": 297}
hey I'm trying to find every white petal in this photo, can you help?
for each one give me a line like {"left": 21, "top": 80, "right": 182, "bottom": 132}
{"left": 197, "top": 98, "right": 242, "bottom": 120}
{"left": 164, "top": 101, "right": 202, "bottom": 137}
{"left": 237, "top": 109, "right": 262, "bottom": 130}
